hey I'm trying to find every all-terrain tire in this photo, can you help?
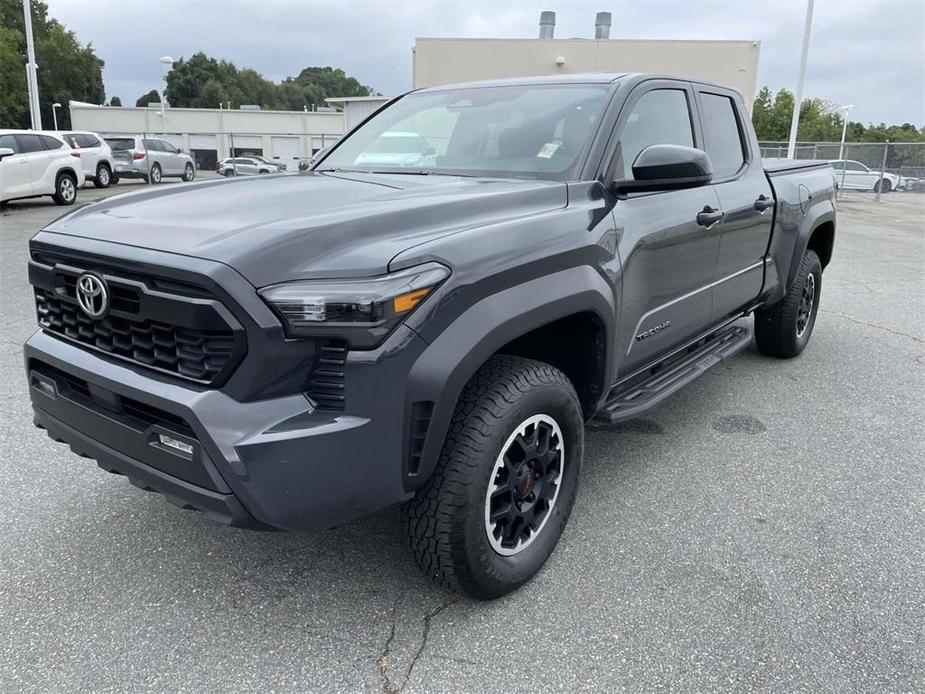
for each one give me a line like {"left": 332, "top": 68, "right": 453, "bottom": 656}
{"left": 754, "top": 249, "right": 822, "bottom": 358}
{"left": 404, "top": 355, "right": 584, "bottom": 600}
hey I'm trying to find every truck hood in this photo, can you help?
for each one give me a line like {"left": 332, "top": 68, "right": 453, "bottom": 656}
{"left": 43, "top": 172, "right": 567, "bottom": 287}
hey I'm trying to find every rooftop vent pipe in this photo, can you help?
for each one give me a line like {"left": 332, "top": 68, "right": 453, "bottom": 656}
{"left": 595, "top": 12, "right": 612, "bottom": 39}
{"left": 539, "top": 11, "right": 556, "bottom": 39}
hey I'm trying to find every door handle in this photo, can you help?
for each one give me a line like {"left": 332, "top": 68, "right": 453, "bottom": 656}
{"left": 696, "top": 206, "right": 724, "bottom": 229}
{"left": 754, "top": 194, "right": 775, "bottom": 213}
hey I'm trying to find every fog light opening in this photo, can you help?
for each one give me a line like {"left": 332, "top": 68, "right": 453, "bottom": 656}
{"left": 158, "top": 434, "right": 194, "bottom": 456}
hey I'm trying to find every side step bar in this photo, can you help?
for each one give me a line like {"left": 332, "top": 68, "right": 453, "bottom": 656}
{"left": 593, "top": 325, "right": 751, "bottom": 425}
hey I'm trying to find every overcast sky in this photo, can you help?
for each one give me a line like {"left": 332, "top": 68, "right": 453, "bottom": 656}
{"left": 45, "top": 0, "right": 924, "bottom": 126}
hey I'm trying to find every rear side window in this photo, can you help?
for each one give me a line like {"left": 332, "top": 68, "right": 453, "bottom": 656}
{"left": 15, "top": 134, "right": 46, "bottom": 153}
{"left": 699, "top": 93, "right": 747, "bottom": 178}
{"left": 143, "top": 139, "right": 164, "bottom": 151}
{"left": 40, "top": 135, "right": 64, "bottom": 150}
{"left": 106, "top": 138, "right": 135, "bottom": 150}
{"left": 74, "top": 133, "right": 100, "bottom": 148}
{"left": 0, "top": 134, "right": 19, "bottom": 153}
{"left": 617, "top": 89, "right": 694, "bottom": 180}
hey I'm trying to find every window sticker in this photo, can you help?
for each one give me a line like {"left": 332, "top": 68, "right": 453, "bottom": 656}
{"left": 537, "top": 142, "right": 560, "bottom": 158}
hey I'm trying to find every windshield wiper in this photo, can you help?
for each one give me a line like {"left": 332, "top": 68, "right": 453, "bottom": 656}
{"left": 369, "top": 170, "right": 474, "bottom": 177}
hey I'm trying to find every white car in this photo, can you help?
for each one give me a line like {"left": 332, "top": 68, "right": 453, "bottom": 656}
{"left": 57, "top": 131, "right": 114, "bottom": 188}
{"left": 353, "top": 131, "right": 435, "bottom": 168}
{"left": 217, "top": 157, "right": 282, "bottom": 176}
{"left": 0, "top": 129, "right": 86, "bottom": 206}
{"left": 829, "top": 159, "right": 900, "bottom": 193}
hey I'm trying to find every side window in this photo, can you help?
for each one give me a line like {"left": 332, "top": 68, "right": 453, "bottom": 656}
{"left": 846, "top": 161, "right": 866, "bottom": 172}
{"left": 0, "top": 134, "right": 20, "bottom": 153}
{"left": 15, "top": 134, "right": 46, "bottom": 153}
{"left": 617, "top": 89, "right": 694, "bottom": 180}
{"left": 142, "top": 139, "right": 161, "bottom": 151}
{"left": 40, "top": 135, "right": 64, "bottom": 150}
{"left": 699, "top": 92, "right": 746, "bottom": 178}
{"left": 158, "top": 140, "right": 177, "bottom": 154}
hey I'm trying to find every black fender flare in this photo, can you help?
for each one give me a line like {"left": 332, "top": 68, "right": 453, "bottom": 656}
{"left": 786, "top": 206, "right": 835, "bottom": 292}
{"left": 404, "top": 265, "right": 615, "bottom": 488}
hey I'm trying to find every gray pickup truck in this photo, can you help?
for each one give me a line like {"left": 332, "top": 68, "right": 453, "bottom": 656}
{"left": 25, "top": 74, "right": 835, "bottom": 599}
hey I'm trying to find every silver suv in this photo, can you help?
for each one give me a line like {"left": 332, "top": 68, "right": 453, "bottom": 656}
{"left": 217, "top": 156, "right": 283, "bottom": 176}
{"left": 104, "top": 136, "right": 195, "bottom": 184}
{"left": 58, "top": 131, "right": 114, "bottom": 188}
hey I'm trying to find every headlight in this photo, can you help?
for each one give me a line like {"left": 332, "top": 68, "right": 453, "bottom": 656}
{"left": 259, "top": 262, "right": 450, "bottom": 347}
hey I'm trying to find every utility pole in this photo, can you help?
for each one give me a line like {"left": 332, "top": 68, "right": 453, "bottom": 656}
{"left": 787, "top": 0, "right": 814, "bottom": 159}
{"left": 22, "top": 0, "right": 42, "bottom": 129}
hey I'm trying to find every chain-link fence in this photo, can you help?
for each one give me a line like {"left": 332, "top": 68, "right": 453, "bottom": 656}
{"left": 759, "top": 141, "right": 925, "bottom": 197}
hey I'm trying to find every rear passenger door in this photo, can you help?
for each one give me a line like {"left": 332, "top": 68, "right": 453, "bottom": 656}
{"left": 695, "top": 87, "right": 774, "bottom": 321}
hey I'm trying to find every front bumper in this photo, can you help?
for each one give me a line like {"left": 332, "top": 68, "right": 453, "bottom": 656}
{"left": 26, "top": 326, "right": 426, "bottom": 531}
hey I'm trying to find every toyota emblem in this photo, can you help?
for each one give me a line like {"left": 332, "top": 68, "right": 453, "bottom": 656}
{"left": 75, "top": 273, "right": 109, "bottom": 318}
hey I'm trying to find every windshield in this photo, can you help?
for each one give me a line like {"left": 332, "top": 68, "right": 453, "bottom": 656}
{"left": 319, "top": 84, "right": 610, "bottom": 180}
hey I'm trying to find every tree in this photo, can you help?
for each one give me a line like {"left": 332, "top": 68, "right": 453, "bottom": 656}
{"left": 135, "top": 89, "right": 160, "bottom": 107}
{"left": 162, "top": 52, "right": 375, "bottom": 111}
{"left": 108, "top": 96, "right": 121, "bottom": 107}
{"left": 0, "top": 0, "right": 104, "bottom": 129}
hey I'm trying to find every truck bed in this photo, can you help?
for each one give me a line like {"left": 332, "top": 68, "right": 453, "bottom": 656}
{"left": 763, "top": 158, "right": 834, "bottom": 176}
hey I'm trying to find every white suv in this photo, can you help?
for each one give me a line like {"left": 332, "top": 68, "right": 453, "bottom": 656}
{"left": 0, "top": 130, "right": 86, "bottom": 206}
{"left": 58, "top": 131, "right": 114, "bottom": 188}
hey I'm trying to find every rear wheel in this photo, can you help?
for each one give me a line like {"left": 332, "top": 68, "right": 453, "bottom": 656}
{"left": 93, "top": 163, "right": 111, "bottom": 188}
{"left": 224, "top": 169, "right": 235, "bottom": 177}
{"left": 110, "top": 172, "right": 120, "bottom": 185}
{"left": 404, "top": 355, "right": 583, "bottom": 599}
{"left": 754, "top": 249, "right": 822, "bottom": 358}
{"left": 51, "top": 172, "right": 77, "bottom": 205}
{"left": 149, "top": 164, "right": 162, "bottom": 184}
{"left": 183, "top": 163, "right": 195, "bottom": 182}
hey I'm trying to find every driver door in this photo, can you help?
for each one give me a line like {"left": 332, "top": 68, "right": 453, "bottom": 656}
{"left": 608, "top": 81, "right": 722, "bottom": 377}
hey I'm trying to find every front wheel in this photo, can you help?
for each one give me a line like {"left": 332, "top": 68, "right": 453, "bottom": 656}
{"left": 873, "top": 179, "right": 892, "bottom": 194}
{"left": 183, "top": 163, "right": 195, "bottom": 182}
{"left": 754, "top": 249, "right": 822, "bottom": 358}
{"left": 52, "top": 172, "right": 77, "bottom": 205}
{"left": 404, "top": 355, "right": 584, "bottom": 600}
{"left": 223, "top": 169, "right": 235, "bottom": 177}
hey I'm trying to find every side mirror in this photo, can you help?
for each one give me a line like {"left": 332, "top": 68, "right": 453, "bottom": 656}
{"left": 0, "top": 147, "right": 15, "bottom": 161}
{"left": 612, "top": 144, "right": 713, "bottom": 194}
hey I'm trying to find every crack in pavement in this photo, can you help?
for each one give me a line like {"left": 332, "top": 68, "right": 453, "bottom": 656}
{"left": 401, "top": 597, "right": 458, "bottom": 691}
{"left": 377, "top": 594, "right": 458, "bottom": 694}
{"left": 819, "top": 308, "right": 924, "bottom": 343}
{"left": 377, "top": 594, "right": 402, "bottom": 694}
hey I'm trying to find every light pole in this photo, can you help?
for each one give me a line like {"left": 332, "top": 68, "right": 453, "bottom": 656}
{"left": 787, "top": 0, "right": 815, "bottom": 159}
{"left": 837, "top": 104, "right": 854, "bottom": 160}
{"left": 52, "top": 102, "right": 61, "bottom": 131}
{"left": 158, "top": 56, "right": 173, "bottom": 127}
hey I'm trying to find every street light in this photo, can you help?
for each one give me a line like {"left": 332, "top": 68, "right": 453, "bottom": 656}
{"left": 52, "top": 102, "right": 61, "bottom": 131}
{"left": 158, "top": 55, "right": 173, "bottom": 126}
{"left": 837, "top": 104, "right": 855, "bottom": 160}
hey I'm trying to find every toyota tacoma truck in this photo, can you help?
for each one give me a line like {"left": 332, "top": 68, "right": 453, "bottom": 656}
{"left": 25, "top": 74, "right": 835, "bottom": 599}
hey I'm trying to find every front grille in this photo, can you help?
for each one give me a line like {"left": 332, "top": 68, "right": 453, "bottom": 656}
{"left": 35, "top": 289, "right": 236, "bottom": 383}
{"left": 306, "top": 340, "right": 347, "bottom": 410}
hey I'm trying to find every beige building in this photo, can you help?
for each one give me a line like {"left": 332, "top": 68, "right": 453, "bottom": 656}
{"left": 413, "top": 17, "right": 760, "bottom": 106}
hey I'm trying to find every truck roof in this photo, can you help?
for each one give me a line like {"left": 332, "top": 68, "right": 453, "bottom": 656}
{"left": 415, "top": 73, "right": 743, "bottom": 97}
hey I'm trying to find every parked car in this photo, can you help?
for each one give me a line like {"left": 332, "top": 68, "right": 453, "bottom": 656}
{"left": 25, "top": 74, "right": 836, "bottom": 599}
{"left": 829, "top": 159, "right": 900, "bottom": 193}
{"left": 103, "top": 136, "right": 195, "bottom": 184}
{"left": 252, "top": 154, "right": 287, "bottom": 171}
{"left": 217, "top": 157, "right": 282, "bottom": 176}
{"left": 57, "top": 131, "right": 114, "bottom": 188}
{"left": 353, "top": 131, "right": 435, "bottom": 168}
{"left": 0, "top": 129, "right": 85, "bottom": 206}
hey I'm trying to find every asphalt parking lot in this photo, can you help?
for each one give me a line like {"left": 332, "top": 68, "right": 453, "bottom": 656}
{"left": 1, "top": 185, "right": 922, "bottom": 693}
